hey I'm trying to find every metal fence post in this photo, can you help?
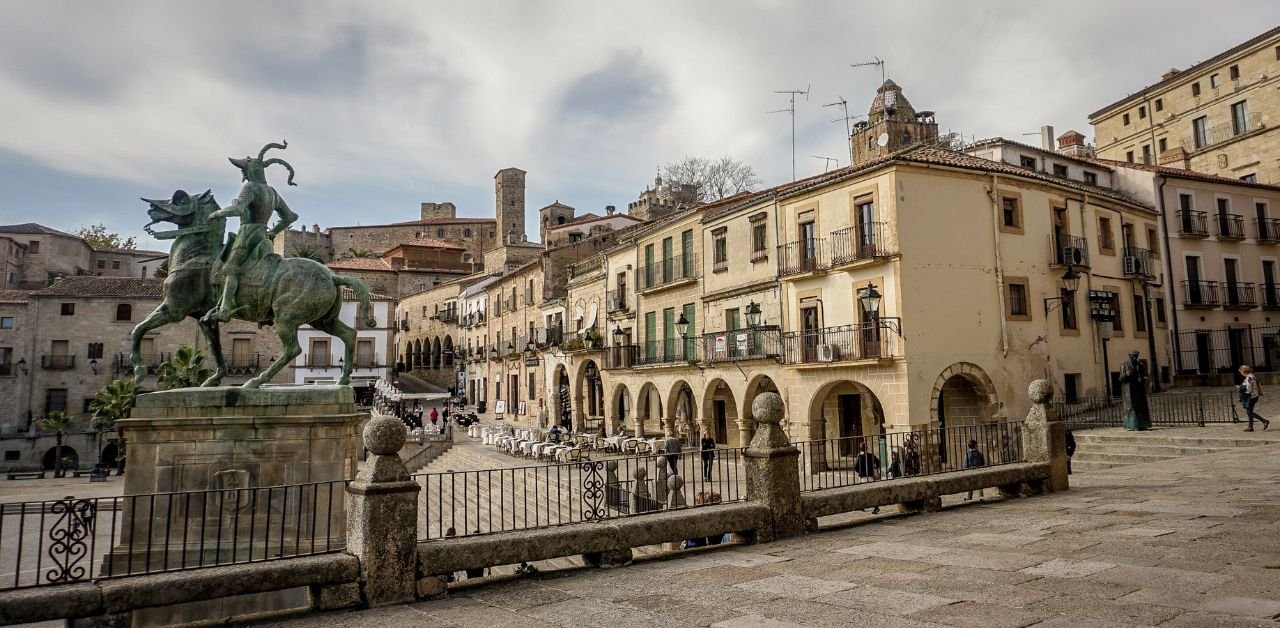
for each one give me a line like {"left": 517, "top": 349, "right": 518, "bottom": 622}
{"left": 1198, "top": 393, "right": 1206, "bottom": 427}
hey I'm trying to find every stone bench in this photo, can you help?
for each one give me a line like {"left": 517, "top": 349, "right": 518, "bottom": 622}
{"left": 5, "top": 470, "right": 45, "bottom": 480}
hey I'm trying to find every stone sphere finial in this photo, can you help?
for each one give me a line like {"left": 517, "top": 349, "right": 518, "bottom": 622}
{"left": 634, "top": 466, "right": 648, "bottom": 480}
{"left": 752, "top": 392, "right": 784, "bottom": 426}
{"left": 606, "top": 459, "right": 617, "bottom": 472}
{"left": 364, "top": 415, "right": 407, "bottom": 455}
{"left": 1028, "top": 379, "right": 1054, "bottom": 405}
{"left": 667, "top": 474, "right": 684, "bottom": 491}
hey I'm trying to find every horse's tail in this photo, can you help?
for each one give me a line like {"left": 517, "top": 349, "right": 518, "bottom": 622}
{"left": 333, "top": 276, "right": 379, "bottom": 328}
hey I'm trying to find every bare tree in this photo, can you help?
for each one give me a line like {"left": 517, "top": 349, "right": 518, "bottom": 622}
{"left": 660, "top": 156, "right": 762, "bottom": 204}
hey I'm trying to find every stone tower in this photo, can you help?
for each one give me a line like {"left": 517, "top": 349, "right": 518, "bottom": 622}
{"left": 495, "top": 167, "right": 527, "bottom": 245}
{"left": 851, "top": 79, "right": 938, "bottom": 166}
{"left": 539, "top": 201, "right": 576, "bottom": 243}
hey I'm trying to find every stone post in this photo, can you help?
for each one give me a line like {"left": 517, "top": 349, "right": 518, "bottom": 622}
{"left": 1022, "top": 380, "right": 1069, "bottom": 493}
{"left": 654, "top": 458, "right": 670, "bottom": 505}
{"left": 744, "top": 393, "right": 805, "bottom": 541}
{"left": 340, "top": 416, "right": 421, "bottom": 607}
{"left": 666, "top": 474, "right": 687, "bottom": 509}
{"left": 630, "top": 466, "right": 652, "bottom": 513}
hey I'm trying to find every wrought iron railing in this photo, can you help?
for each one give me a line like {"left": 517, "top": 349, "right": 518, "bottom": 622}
{"left": 305, "top": 354, "right": 331, "bottom": 368}
{"left": 227, "top": 353, "right": 261, "bottom": 374}
{"left": 1177, "top": 210, "right": 1209, "bottom": 237}
{"left": 777, "top": 238, "right": 827, "bottom": 276}
{"left": 1216, "top": 213, "right": 1246, "bottom": 239}
{"left": 113, "top": 353, "right": 169, "bottom": 375}
{"left": 1051, "top": 234, "right": 1089, "bottom": 267}
{"left": 0, "top": 480, "right": 347, "bottom": 590}
{"left": 438, "top": 310, "right": 457, "bottom": 323}
{"left": 1182, "top": 111, "right": 1262, "bottom": 152}
{"left": 1054, "top": 392, "right": 1235, "bottom": 430}
{"left": 1264, "top": 284, "right": 1280, "bottom": 309}
{"left": 1258, "top": 218, "right": 1280, "bottom": 243}
{"left": 700, "top": 327, "right": 782, "bottom": 362}
{"left": 1182, "top": 280, "right": 1220, "bottom": 307}
{"left": 41, "top": 355, "right": 75, "bottom": 370}
{"left": 636, "top": 254, "right": 698, "bottom": 291}
{"left": 637, "top": 339, "right": 698, "bottom": 365}
{"left": 414, "top": 447, "right": 745, "bottom": 540}
{"left": 781, "top": 319, "right": 900, "bottom": 364}
{"left": 830, "top": 224, "right": 892, "bottom": 265}
{"left": 604, "top": 344, "right": 638, "bottom": 369}
{"left": 794, "top": 421, "right": 1025, "bottom": 492}
{"left": 1122, "top": 247, "right": 1154, "bottom": 277}
{"left": 1224, "top": 282, "right": 1257, "bottom": 308}
{"left": 1175, "top": 324, "right": 1280, "bottom": 375}
{"left": 606, "top": 289, "right": 628, "bottom": 314}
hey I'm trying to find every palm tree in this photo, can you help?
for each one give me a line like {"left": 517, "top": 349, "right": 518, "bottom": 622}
{"left": 154, "top": 258, "right": 170, "bottom": 279}
{"left": 89, "top": 379, "right": 137, "bottom": 474}
{"left": 38, "top": 412, "right": 74, "bottom": 477}
{"left": 157, "top": 346, "right": 213, "bottom": 390}
{"left": 290, "top": 244, "right": 326, "bottom": 263}
{"left": 341, "top": 248, "right": 377, "bottom": 259}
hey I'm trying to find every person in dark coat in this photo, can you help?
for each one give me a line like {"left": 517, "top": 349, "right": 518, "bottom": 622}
{"left": 1065, "top": 429, "right": 1076, "bottom": 475}
{"left": 700, "top": 434, "right": 716, "bottom": 481}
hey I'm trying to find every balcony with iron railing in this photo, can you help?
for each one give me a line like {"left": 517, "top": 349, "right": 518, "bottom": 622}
{"left": 1258, "top": 217, "right": 1280, "bottom": 243}
{"left": 603, "top": 344, "right": 638, "bottom": 370}
{"left": 1177, "top": 210, "right": 1209, "bottom": 237}
{"left": 830, "top": 224, "right": 893, "bottom": 266}
{"left": 437, "top": 309, "right": 457, "bottom": 323}
{"left": 1216, "top": 213, "right": 1246, "bottom": 240}
{"left": 1264, "top": 283, "right": 1280, "bottom": 309}
{"left": 777, "top": 238, "right": 828, "bottom": 277}
{"left": 700, "top": 327, "right": 782, "bottom": 363}
{"left": 41, "top": 355, "right": 75, "bottom": 370}
{"left": 636, "top": 254, "right": 699, "bottom": 292}
{"left": 636, "top": 339, "right": 699, "bottom": 366}
{"left": 353, "top": 353, "right": 382, "bottom": 369}
{"left": 1122, "top": 247, "right": 1154, "bottom": 277}
{"left": 1182, "top": 280, "right": 1221, "bottom": 308}
{"left": 781, "top": 319, "right": 901, "bottom": 365}
{"left": 606, "top": 289, "right": 629, "bottom": 314}
{"left": 1223, "top": 282, "right": 1257, "bottom": 309}
{"left": 227, "top": 353, "right": 261, "bottom": 374}
{"left": 1182, "top": 112, "right": 1263, "bottom": 153}
{"left": 1050, "top": 235, "right": 1090, "bottom": 267}
{"left": 304, "top": 353, "right": 332, "bottom": 368}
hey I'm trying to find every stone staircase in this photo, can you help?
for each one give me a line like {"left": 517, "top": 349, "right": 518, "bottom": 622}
{"left": 1071, "top": 427, "right": 1278, "bottom": 472}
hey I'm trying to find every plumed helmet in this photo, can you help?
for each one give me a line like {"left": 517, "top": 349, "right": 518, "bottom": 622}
{"left": 228, "top": 140, "right": 297, "bottom": 186}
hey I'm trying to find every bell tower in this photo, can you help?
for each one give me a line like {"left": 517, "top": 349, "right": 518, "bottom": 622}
{"left": 495, "top": 167, "right": 526, "bottom": 245}
{"left": 851, "top": 80, "right": 938, "bottom": 165}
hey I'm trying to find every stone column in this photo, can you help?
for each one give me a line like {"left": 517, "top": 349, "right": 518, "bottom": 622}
{"left": 744, "top": 393, "right": 805, "bottom": 541}
{"left": 341, "top": 416, "right": 420, "bottom": 607}
{"left": 1022, "top": 380, "right": 1069, "bottom": 493}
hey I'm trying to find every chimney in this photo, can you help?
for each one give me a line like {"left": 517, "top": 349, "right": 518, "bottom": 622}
{"left": 606, "top": 205, "right": 616, "bottom": 215}
{"left": 1040, "top": 125, "right": 1055, "bottom": 152}
{"left": 1161, "top": 68, "right": 1181, "bottom": 81}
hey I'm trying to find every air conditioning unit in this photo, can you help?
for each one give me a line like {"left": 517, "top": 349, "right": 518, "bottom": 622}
{"left": 816, "top": 344, "right": 839, "bottom": 362}
{"left": 1062, "top": 246, "right": 1086, "bottom": 266}
{"left": 1123, "top": 256, "right": 1140, "bottom": 275}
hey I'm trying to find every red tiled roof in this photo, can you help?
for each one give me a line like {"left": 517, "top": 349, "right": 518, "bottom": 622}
{"left": 964, "top": 137, "right": 1116, "bottom": 172}
{"left": 31, "top": 277, "right": 163, "bottom": 298}
{"left": 385, "top": 237, "right": 464, "bottom": 251}
{"left": 0, "top": 290, "right": 31, "bottom": 304}
{"left": 546, "top": 213, "right": 643, "bottom": 232}
{"left": 0, "top": 223, "right": 77, "bottom": 237}
{"left": 339, "top": 286, "right": 394, "bottom": 302}
{"left": 1088, "top": 158, "right": 1280, "bottom": 192}
{"left": 1088, "top": 26, "right": 1280, "bottom": 120}
{"left": 93, "top": 246, "right": 169, "bottom": 256}
{"left": 327, "top": 258, "right": 394, "bottom": 272}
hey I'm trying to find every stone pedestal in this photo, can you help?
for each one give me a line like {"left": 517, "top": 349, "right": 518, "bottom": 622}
{"left": 1022, "top": 380, "right": 1069, "bottom": 492}
{"left": 108, "top": 386, "right": 363, "bottom": 621}
{"left": 744, "top": 393, "right": 805, "bottom": 541}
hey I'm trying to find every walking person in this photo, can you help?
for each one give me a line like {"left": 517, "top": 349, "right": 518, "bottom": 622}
{"left": 429, "top": 406, "right": 439, "bottom": 427}
{"left": 664, "top": 433, "right": 682, "bottom": 474}
{"left": 700, "top": 433, "right": 716, "bottom": 481}
{"left": 1239, "top": 365, "right": 1271, "bottom": 431}
{"left": 1065, "top": 429, "right": 1076, "bottom": 475}
{"left": 853, "top": 440, "right": 882, "bottom": 514}
{"left": 964, "top": 439, "right": 986, "bottom": 502}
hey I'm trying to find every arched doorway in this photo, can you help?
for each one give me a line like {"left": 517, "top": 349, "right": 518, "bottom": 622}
{"left": 100, "top": 442, "right": 119, "bottom": 469}
{"left": 610, "top": 384, "right": 631, "bottom": 434}
{"left": 431, "top": 337, "right": 442, "bottom": 370}
{"left": 575, "top": 360, "right": 604, "bottom": 433}
{"left": 702, "top": 378, "right": 740, "bottom": 446}
{"left": 808, "top": 380, "right": 887, "bottom": 468}
{"left": 43, "top": 446, "right": 79, "bottom": 471}
{"left": 636, "top": 382, "right": 662, "bottom": 436}
{"left": 413, "top": 339, "right": 423, "bottom": 369}
{"left": 443, "top": 336, "right": 455, "bottom": 368}
{"left": 554, "top": 364, "right": 571, "bottom": 430}
{"left": 931, "top": 363, "right": 999, "bottom": 467}
{"left": 666, "top": 380, "right": 697, "bottom": 440}
{"left": 741, "top": 374, "right": 781, "bottom": 444}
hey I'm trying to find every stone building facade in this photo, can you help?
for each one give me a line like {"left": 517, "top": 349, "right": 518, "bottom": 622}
{"left": 851, "top": 79, "right": 939, "bottom": 166}
{"left": 1089, "top": 26, "right": 1280, "bottom": 183}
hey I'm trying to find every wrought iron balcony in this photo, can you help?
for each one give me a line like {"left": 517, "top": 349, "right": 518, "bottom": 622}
{"left": 1263, "top": 283, "right": 1280, "bottom": 309}
{"left": 701, "top": 327, "right": 782, "bottom": 363}
{"left": 1122, "top": 247, "right": 1154, "bottom": 277}
{"left": 438, "top": 310, "right": 457, "bottom": 323}
{"left": 1224, "top": 282, "right": 1257, "bottom": 309}
{"left": 227, "top": 353, "right": 261, "bottom": 374}
{"left": 781, "top": 319, "right": 900, "bottom": 365}
{"left": 41, "top": 355, "right": 75, "bottom": 370}
{"left": 113, "top": 352, "right": 168, "bottom": 375}
{"left": 1177, "top": 210, "right": 1208, "bottom": 237}
{"left": 603, "top": 344, "right": 638, "bottom": 370}
{"left": 1182, "top": 280, "right": 1220, "bottom": 308}
{"left": 1216, "top": 213, "right": 1246, "bottom": 240}
{"left": 636, "top": 254, "right": 699, "bottom": 292}
{"left": 1051, "top": 235, "right": 1090, "bottom": 267}
{"left": 1182, "top": 111, "right": 1262, "bottom": 152}
{"left": 1257, "top": 218, "right": 1280, "bottom": 243}
{"left": 606, "top": 289, "right": 629, "bottom": 314}
{"left": 304, "top": 354, "right": 331, "bottom": 368}
{"left": 636, "top": 339, "right": 698, "bottom": 366}
{"left": 777, "top": 238, "right": 828, "bottom": 277}
{"left": 830, "top": 224, "right": 893, "bottom": 266}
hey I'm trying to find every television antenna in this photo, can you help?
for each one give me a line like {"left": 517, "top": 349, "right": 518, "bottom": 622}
{"left": 824, "top": 96, "right": 863, "bottom": 164}
{"left": 810, "top": 155, "right": 840, "bottom": 172}
{"left": 851, "top": 56, "right": 886, "bottom": 84}
{"left": 768, "top": 84, "right": 810, "bottom": 181}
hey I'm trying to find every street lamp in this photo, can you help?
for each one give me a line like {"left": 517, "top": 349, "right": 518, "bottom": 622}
{"left": 858, "top": 283, "right": 882, "bottom": 316}
{"left": 675, "top": 313, "right": 690, "bottom": 338}
{"left": 16, "top": 358, "right": 26, "bottom": 375}
{"left": 612, "top": 325, "right": 625, "bottom": 345}
{"left": 524, "top": 340, "right": 537, "bottom": 356}
{"left": 745, "top": 301, "right": 763, "bottom": 328}
{"left": 89, "top": 358, "right": 98, "bottom": 375}
{"left": 1043, "top": 264, "right": 1082, "bottom": 315}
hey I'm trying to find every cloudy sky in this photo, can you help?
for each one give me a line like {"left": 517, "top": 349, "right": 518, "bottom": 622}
{"left": 1, "top": 1, "right": 1277, "bottom": 251}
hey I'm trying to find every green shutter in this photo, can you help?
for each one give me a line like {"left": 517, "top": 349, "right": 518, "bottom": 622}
{"left": 662, "top": 237, "right": 674, "bottom": 283}
{"left": 663, "top": 307, "right": 675, "bottom": 360}
{"left": 644, "top": 311, "right": 657, "bottom": 360}
{"left": 644, "top": 244, "right": 655, "bottom": 287}
{"left": 683, "top": 303, "right": 696, "bottom": 359}
{"left": 681, "top": 230, "right": 694, "bottom": 278}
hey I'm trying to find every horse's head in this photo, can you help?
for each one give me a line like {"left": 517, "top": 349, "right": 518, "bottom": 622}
{"left": 140, "top": 189, "right": 217, "bottom": 234}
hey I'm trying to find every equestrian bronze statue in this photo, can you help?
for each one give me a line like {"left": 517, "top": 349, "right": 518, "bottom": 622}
{"left": 131, "top": 142, "right": 377, "bottom": 388}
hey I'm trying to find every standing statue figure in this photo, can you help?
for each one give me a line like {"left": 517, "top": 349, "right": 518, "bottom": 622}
{"left": 1119, "top": 350, "right": 1152, "bottom": 431}
{"left": 203, "top": 141, "right": 299, "bottom": 324}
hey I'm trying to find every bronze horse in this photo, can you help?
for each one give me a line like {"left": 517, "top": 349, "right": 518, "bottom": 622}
{"left": 133, "top": 189, "right": 377, "bottom": 388}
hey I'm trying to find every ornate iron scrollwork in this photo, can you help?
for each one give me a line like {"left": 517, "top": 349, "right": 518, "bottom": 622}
{"left": 580, "top": 461, "right": 606, "bottom": 522}
{"left": 46, "top": 498, "right": 97, "bottom": 584}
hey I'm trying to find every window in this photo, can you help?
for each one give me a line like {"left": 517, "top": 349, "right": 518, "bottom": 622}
{"left": 1229, "top": 65, "right": 1239, "bottom": 81}
{"left": 1052, "top": 164, "right": 1068, "bottom": 177}
{"left": 111, "top": 260, "right": 120, "bottom": 270}
{"left": 28, "top": 241, "right": 38, "bottom": 254}
{"left": 1191, "top": 82, "right": 1201, "bottom": 97}
{"left": 1138, "top": 106, "right": 1146, "bottom": 119}
{"left": 528, "top": 371, "right": 536, "bottom": 401}
{"left": 45, "top": 388, "right": 67, "bottom": 413}
{"left": 1141, "top": 144, "right": 1152, "bottom": 165}
{"left": 1155, "top": 297, "right": 1166, "bottom": 324}
{"left": 1155, "top": 98, "right": 1163, "bottom": 112}
{"left": 1098, "top": 216, "right": 1115, "bottom": 251}
{"left": 1019, "top": 155, "right": 1037, "bottom": 169}
{"left": 115, "top": 304, "right": 131, "bottom": 321}
{"left": 1180, "top": 193, "right": 1193, "bottom": 212}
{"left": 712, "top": 229, "right": 728, "bottom": 271}
{"left": 1126, "top": 151, "right": 1135, "bottom": 163}
{"left": 1276, "top": 46, "right": 1280, "bottom": 60}
{"left": 1192, "top": 116, "right": 1208, "bottom": 149}
{"left": 86, "top": 343, "right": 103, "bottom": 360}
{"left": 1112, "top": 294, "right": 1123, "bottom": 332}
{"left": 1006, "top": 280, "right": 1030, "bottom": 320}
{"left": 96, "top": 260, "right": 105, "bottom": 269}
{"left": 1242, "top": 174, "right": 1258, "bottom": 183}
{"left": 1122, "top": 113, "right": 1131, "bottom": 126}
{"left": 1060, "top": 289, "right": 1078, "bottom": 331}
{"left": 1147, "top": 226, "right": 1159, "bottom": 257}
{"left": 1210, "top": 73, "right": 1221, "bottom": 89}
{"left": 0, "top": 317, "right": 11, "bottom": 329}
{"left": 463, "top": 228, "right": 472, "bottom": 237}
{"left": 1158, "top": 138, "right": 1167, "bottom": 153}
{"left": 750, "top": 214, "right": 768, "bottom": 260}
{"left": 1231, "top": 101, "right": 1249, "bottom": 135}
{"left": 0, "top": 347, "right": 10, "bottom": 376}
{"left": 1133, "top": 294, "right": 1147, "bottom": 333}
{"left": 1000, "top": 196, "right": 1022, "bottom": 233}
{"left": 1083, "top": 171, "right": 1098, "bottom": 186}
{"left": 60, "top": 303, "right": 74, "bottom": 316}
{"left": 3, "top": 451, "right": 17, "bottom": 462}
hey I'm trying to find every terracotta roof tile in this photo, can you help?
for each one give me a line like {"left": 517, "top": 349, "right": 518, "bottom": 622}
{"left": 386, "top": 237, "right": 465, "bottom": 251}
{"left": 339, "top": 286, "right": 394, "bottom": 302}
{"left": 327, "top": 258, "right": 394, "bottom": 272}
{"left": 546, "top": 213, "right": 643, "bottom": 232}
{"left": 31, "top": 277, "right": 163, "bottom": 298}
{"left": 92, "top": 246, "right": 169, "bottom": 256}
{"left": 1088, "top": 158, "right": 1280, "bottom": 192}
{"left": 964, "top": 137, "right": 1116, "bottom": 172}
{"left": 0, "top": 223, "right": 77, "bottom": 237}
{"left": 0, "top": 290, "right": 31, "bottom": 304}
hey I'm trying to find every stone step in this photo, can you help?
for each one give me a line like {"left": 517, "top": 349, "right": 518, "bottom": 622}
{"left": 1072, "top": 451, "right": 1190, "bottom": 464}
{"left": 1074, "top": 444, "right": 1239, "bottom": 458}
{"left": 1072, "top": 434, "right": 1266, "bottom": 449}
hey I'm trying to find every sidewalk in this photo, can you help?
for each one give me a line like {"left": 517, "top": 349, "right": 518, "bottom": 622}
{"left": 270, "top": 431, "right": 1280, "bottom": 628}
